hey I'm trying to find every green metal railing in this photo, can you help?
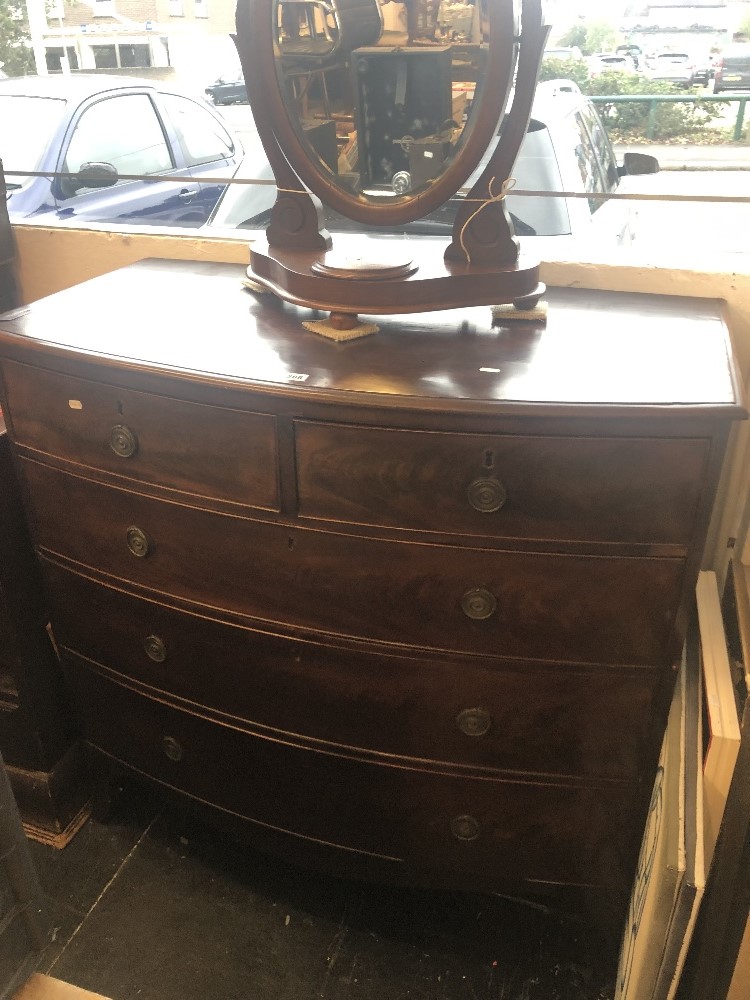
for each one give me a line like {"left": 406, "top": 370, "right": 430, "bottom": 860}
{"left": 589, "top": 93, "right": 749, "bottom": 142}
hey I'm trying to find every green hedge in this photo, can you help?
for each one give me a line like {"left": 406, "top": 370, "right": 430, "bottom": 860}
{"left": 539, "top": 59, "right": 726, "bottom": 140}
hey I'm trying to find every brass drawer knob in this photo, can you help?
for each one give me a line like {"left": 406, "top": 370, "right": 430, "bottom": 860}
{"left": 126, "top": 526, "right": 151, "bottom": 558}
{"left": 461, "top": 588, "right": 497, "bottom": 621}
{"left": 110, "top": 424, "right": 138, "bottom": 459}
{"left": 162, "top": 736, "right": 183, "bottom": 762}
{"left": 144, "top": 635, "right": 167, "bottom": 663}
{"left": 456, "top": 708, "right": 491, "bottom": 738}
{"left": 451, "top": 815, "right": 480, "bottom": 842}
{"left": 467, "top": 477, "right": 506, "bottom": 513}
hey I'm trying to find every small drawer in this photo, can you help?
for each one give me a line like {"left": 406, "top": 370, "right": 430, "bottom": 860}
{"left": 26, "top": 462, "right": 684, "bottom": 665}
{"left": 295, "top": 421, "right": 708, "bottom": 545}
{"left": 45, "top": 561, "right": 661, "bottom": 782}
{"left": 65, "top": 653, "right": 637, "bottom": 889}
{"left": 2, "top": 361, "right": 279, "bottom": 511}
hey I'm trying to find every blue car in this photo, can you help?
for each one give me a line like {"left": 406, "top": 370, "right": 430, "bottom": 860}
{"left": 2, "top": 75, "right": 243, "bottom": 227}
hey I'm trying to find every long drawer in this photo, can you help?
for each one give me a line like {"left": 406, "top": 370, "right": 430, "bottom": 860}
{"left": 2, "top": 361, "right": 279, "bottom": 511}
{"left": 295, "top": 420, "right": 708, "bottom": 544}
{"left": 65, "top": 651, "right": 636, "bottom": 889}
{"left": 44, "top": 559, "right": 660, "bottom": 781}
{"left": 25, "top": 462, "right": 684, "bottom": 664}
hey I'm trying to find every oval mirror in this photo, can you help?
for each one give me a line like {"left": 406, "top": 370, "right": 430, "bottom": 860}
{"left": 249, "top": 0, "right": 521, "bottom": 225}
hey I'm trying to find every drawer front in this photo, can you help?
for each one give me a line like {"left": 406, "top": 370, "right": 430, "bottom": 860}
{"left": 295, "top": 421, "right": 708, "bottom": 544}
{"left": 45, "top": 561, "right": 660, "bottom": 781}
{"left": 66, "top": 653, "right": 637, "bottom": 889}
{"left": 3, "top": 361, "right": 279, "bottom": 510}
{"left": 26, "top": 462, "right": 684, "bottom": 664}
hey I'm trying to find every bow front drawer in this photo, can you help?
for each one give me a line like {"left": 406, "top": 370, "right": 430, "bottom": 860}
{"left": 66, "top": 653, "right": 635, "bottom": 890}
{"left": 295, "top": 421, "right": 708, "bottom": 545}
{"left": 23, "top": 461, "right": 683, "bottom": 664}
{"left": 2, "top": 361, "right": 279, "bottom": 512}
{"left": 45, "top": 560, "right": 660, "bottom": 782}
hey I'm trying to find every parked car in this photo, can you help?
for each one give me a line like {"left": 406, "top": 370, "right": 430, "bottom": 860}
{"left": 2, "top": 75, "right": 243, "bottom": 228}
{"left": 588, "top": 53, "right": 638, "bottom": 77}
{"left": 713, "top": 44, "right": 750, "bottom": 93}
{"left": 204, "top": 72, "right": 248, "bottom": 106}
{"left": 543, "top": 46, "right": 583, "bottom": 62}
{"left": 205, "top": 81, "right": 659, "bottom": 258}
{"left": 648, "top": 52, "right": 696, "bottom": 88}
{"left": 615, "top": 43, "right": 643, "bottom": 71}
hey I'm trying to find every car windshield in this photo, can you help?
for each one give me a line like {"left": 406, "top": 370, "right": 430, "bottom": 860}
{"left": 212, "top": 119, "right": 572, "bottom": 238}
{"left": 0, "top": 95, "right": 66, "bottom": 187}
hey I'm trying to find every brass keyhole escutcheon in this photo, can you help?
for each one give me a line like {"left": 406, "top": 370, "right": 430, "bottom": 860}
{"left": 467, "top": 477, "right": 507, "bottom": 513}
{"left": 109, "top": 424, "right": 138, "bottom": 458}
{"left": 450, "top": 815, "right": 480, "bottom": 842}
{"left": 162, "top": 736, "right": 183, "bottom": 762}
{"left": 126, "top": 526, "right": 151, "bottom": 558}
{"left": 457, "top": 708, "right": 492, "bottom": 738}
{"left": 461, "top": 588, "right": 497, "bottom": 621}
{"left": 144, "top": 635, "right": 167, "bottom": 663}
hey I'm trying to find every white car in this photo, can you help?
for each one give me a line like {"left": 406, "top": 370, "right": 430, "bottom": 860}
{"left": 588, "top": 53, "right": 637, "bottom": 77}
{"left": 206, "top": 81, "right": 659, "bottom": 258}
{"left": 648, "top": 52, "right": 696, "bottom": 88}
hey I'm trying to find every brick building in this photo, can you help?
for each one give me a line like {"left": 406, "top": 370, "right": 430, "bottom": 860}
{"left": 40, "top": 0, "right": 239, "bottom": 88}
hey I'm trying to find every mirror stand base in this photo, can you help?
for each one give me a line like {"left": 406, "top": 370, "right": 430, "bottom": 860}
{"left": 248, "top": 236, "right": 542, "bottom": 320}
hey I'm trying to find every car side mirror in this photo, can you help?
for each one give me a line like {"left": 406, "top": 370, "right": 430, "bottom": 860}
{"left": 73, "top": 161, "right": 119, "bottom": 191}
{"left": 620, "top": 152, "right": 660, "bottom": 176}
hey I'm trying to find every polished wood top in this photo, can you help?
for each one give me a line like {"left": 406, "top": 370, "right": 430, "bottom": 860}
{"left": 0, "top": 259, "right": 743, "bottom": 418}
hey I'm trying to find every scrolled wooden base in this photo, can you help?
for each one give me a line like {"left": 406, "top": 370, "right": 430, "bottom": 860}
{"left": 248, "top": 236, "right": 541, "bottom": 317}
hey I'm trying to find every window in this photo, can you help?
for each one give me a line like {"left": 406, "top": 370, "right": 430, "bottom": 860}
{"left": 91, "top": 45, "right": 117, "bottom": 69}
{"left": 579, "top": 103, "right": 618, "bottom": 193}
{"left": 194, "top": 0, "right": 208, "bottom": 17}
{"left": 570, "top": 111, "right": 604, "bottom": 214}
{"left": 45, "top": 46, "right": 79, "bottom": 73}
{"left": 162, "top": 94, "right": 235, "bottom": 166}
{"left": 119, "top": 44, "right": 152, "bottom": 68}
{"left": 169, "top": 0, "right": 184, "bottom": 15}
{"left": 93, "top": 0, "right": 116, "bottom": 15}
{"left": 62, "top": 94, "right": 173, "bottom": 194}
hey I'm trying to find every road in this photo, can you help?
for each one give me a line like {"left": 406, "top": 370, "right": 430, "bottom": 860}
{"left": 218, "top": 105, "right": 750, "bottom": 255}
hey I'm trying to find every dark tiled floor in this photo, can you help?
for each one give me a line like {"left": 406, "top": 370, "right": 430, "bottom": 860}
{"left": 28, "top": 778, "right": 619, "bottom": 1000}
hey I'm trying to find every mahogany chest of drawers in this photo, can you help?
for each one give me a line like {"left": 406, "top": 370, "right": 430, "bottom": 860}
{"left": 0, "top": 259, "right": 744, "bottom": 910}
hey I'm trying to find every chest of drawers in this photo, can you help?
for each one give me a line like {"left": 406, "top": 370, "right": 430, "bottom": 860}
{"left": 0, "top": 259, "right": 744, "bottom": 910}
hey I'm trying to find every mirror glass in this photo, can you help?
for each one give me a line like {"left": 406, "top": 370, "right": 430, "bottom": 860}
{"left": 273, "top": 0, "right": 490, "bottom": 200}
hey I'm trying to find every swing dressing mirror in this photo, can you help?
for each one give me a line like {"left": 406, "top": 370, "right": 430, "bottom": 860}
{"left": 234, "top": 0, "right": 551, "bottom": 330}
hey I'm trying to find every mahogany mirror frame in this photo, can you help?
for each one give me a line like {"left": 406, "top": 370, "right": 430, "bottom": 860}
{"left": 234, "top": 0, "right": 551, "bottom": 324}
{"left": 238, "top": 0, "right": 520, "bottom": 226}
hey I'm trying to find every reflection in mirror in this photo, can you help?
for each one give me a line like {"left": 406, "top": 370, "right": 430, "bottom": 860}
{"left": 274, "top": 0, "right": 490, "bottom": 200}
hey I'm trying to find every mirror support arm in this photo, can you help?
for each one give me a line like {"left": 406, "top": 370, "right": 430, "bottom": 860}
{"left": 232, "top": 19, "right": 332, "bottom": 251}
{"left": 444, "top": 0, "right": 551, "bottom": 267}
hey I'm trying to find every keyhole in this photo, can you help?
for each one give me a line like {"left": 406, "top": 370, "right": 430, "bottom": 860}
{"left": 483, "top": 450, "right": 494, "bottom": 470}
{"left": 116, "top": 401, "right": 124, "bottom": 415}
{"left": 288, "top": 537, "right": 295, "bottom": 550}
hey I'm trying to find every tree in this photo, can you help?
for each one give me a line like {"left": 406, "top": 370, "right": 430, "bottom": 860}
{"left": 0, "top": 0, "right": 34, "bottom": 76}
{"left": 559, "top": 18, "right": 621, "bottom": 57}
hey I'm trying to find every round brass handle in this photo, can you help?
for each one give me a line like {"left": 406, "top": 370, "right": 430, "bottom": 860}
{"left": 456, "top": 708, "right": 492, "bottom": 738}
{"left": 467, "top": 477, "right": 506, "bottom": 513}
{"left": 109, "top": 424, "right": 138, "bottom": 459}
{"left": 126, "top": 526, "right": 151, "bottom": 558}
{"left": 162, "top": 736, "right": 183, "bottom": 762}
{"left": 450, "top": 815, "right": 480, "bottom": 842}
{"left": 461, "top": 588, "right": 497, "bottom": 621}
{"left": 144, "top": 635, "right": 167, "bottom": 663}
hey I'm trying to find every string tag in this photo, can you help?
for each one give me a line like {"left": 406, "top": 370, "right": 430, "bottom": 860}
{"left": 459, "top": 176, "right": 516, "bottom": 266}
